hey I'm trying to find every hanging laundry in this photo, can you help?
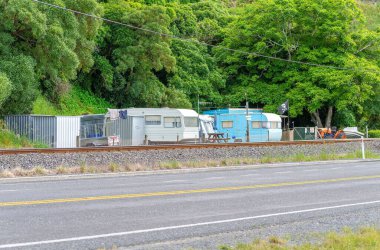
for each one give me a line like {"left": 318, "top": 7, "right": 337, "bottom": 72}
{"left": 119, "top": 110, "right": 128, "bottom": 119}
{"left": 108, "top": 109, "right": 119, "bottom": 120}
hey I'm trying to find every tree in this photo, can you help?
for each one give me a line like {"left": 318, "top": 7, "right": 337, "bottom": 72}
{"left": 216, "top": 0, "right": 380, "bottom": 128}
{"left": 79, "top": 0, "right": 179, "bottom": 107}
{"left": 78, "top": 0, "right": 228, "bottom": 109}
{"left": 0, "top": 0, "right": 101, "bottom": 113}
{"left": 166, "top": 2, "right": 226, "bottom": 107}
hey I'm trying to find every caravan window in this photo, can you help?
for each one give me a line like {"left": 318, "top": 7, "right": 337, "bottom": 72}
{"left": 222, "top": 121, "right": 233, "bottom": 128}
{"left": 262, "top": 122, "right": 270, "bottom": 128}
{"left": 252, "top": 121, "right": 261, "bottom": 128}
{"left": 184, "top": 117, "right": 198, "bottom": 127}
{"left": 164, "top": 117, "right": 181, "bottom": 128}
{"left": 269, "top": 122, "right": 281, "bottom": 129}
{"left": 145, "top": 115, "right": 161, "bottom": 125}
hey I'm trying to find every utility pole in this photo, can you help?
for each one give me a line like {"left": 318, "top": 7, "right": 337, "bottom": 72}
{"left": 197, "top": 94, "right": 201, "bottom": 143}
{"left": 197, "top": 94, "right": 200, "bottom": 114}
{"left": 245, "top": 94, "right": 250, "bottom": 143}
{"left": 288, "top": 100, "right": 290, "bottom": 130}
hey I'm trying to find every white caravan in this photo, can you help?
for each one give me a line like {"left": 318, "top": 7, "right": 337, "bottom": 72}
{"left": 108, "top": 108, "right": 200, "bottom": 144}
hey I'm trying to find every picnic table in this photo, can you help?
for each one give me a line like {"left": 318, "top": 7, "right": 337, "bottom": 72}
{"left": 207, "top": 132, "right": 230, "bottom": 143}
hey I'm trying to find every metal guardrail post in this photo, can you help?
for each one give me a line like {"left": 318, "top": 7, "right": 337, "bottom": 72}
{"left": 361, "top": 136, "right": 365, "bottom": 160}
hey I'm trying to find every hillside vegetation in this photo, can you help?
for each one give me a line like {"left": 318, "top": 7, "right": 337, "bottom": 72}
{"left": 0, "top": 0, "right": 379, "bottom": 128}
{"left": 33, "top": 85, "right": 112, "bottom": 115}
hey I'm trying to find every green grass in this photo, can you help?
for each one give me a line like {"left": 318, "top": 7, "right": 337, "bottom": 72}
{"left": 32, "top": 85, "right": 112, "bottom": 116}
{"left": 0, "top": 129, "right": 48, "bottom": 149}
{"left": 220, "top": 227, "right": 380, "bottom": 250}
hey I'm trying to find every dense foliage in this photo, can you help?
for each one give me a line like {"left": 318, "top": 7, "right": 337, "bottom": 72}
{"left": 0, "top": 0, "right": 379, "bottom": 128}
{"left": 368, "top": 130, "right": 380, "bottom": 138}
{"left": 0, "top": 0, "right": 102, "bottom": 113}
{"left": 217, "top": 0, "right": 380, "bottom": 128}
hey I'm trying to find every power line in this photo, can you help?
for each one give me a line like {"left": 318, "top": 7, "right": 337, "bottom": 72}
{"left": 31, "top": 0, "right": 379, "bottom": 73}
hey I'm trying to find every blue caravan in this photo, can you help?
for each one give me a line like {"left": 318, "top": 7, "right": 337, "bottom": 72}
{"left": 202, "top": 109, "right": 282, "bottom": 142}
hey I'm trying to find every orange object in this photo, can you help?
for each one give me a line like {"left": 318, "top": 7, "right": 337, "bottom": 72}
{"left": 333, "top": 130, "right": 347, "bottom": 139}
{"left": 318, "top": 128, "right": 346, "bottom": 139}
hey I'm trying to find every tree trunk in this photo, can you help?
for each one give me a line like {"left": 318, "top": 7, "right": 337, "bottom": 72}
{"left": 325, "top": 106, "right": 333, "bottom": 128}
{"left": 311, "top": 111, "right": 323, "bottom": 128}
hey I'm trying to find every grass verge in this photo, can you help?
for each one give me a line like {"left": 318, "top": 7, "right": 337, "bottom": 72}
{"left": 0, "top": 128, "right": 47, "bottom": 149}
{"left": 0, "top": 150, "right": 379, "bottom": 178}
{"left": 220, "top": 227, "right": 380, "bottom": 250}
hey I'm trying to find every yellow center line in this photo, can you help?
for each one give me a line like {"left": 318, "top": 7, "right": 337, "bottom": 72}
{"left": 1, "top": 175, "right": 380, "bottom": 207}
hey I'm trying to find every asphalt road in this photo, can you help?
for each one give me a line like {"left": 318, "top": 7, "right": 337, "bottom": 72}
{"left": 0, "top": 160, "right": 380, "bottom": 249}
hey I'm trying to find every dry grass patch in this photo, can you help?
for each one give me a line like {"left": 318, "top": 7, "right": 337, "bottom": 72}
{"left": 0, "top": 170, "right": 15, "bottom": 178}
{"left": 56, "top": 166, "right": 68, "bottom": 175}
{"left": 33, "top": 166, "right": 47, "bottom": 176}
{"left": 126, "top": 163, "right": 147, "bottom": 172}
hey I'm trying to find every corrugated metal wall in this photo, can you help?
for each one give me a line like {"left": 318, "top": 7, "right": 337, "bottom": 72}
{"left": 5, "top": 115, "right": 56, "bottom": 147}
{"left": 5, "top": 115, "right": 81, "bottom": 148}
{"left": 106, "top": 117, "right": 131, "bottom": 146}
{"left": 30, "top": 116, "right": 56, "bottom": 147}
{"left": 105, "top": 116, "right": 144, "bottom": 146}
{"left": 5, "top": 115, "right": 145, "bottom": 147}
{"left": 5, "top": 115, "right": 31, "bottom": 138}
{"left": 56, "top": 116, "right": 81, "bottom": 148}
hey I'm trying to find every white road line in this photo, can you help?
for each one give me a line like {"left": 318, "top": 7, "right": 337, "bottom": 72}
{"left": 242, "top": 174, "right": 260, "bottom": 177}
{"left": 0, "top": 190, "right": 17, "bottom": 193}
{"left": 304, "top": 169, "right": 319, "bottom": 172}
{"left": 331, "top": 167, "right": 343, "bottom": 170}
{"left": 350, "top": 165, "right": 379, "bottom": 168}
{"left": 1, "top": 200, "right": 380, "bottom": 249}
{"left": 275, "top": 171, "right": 293, "bottom": 174}
{"left": 163, "top": 180, "right": 187, "bottom": 183}
{"left": 205, "top": 177, "right": 225, "bottom": 180}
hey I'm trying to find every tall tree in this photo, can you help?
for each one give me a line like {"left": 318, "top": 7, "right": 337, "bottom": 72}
{"left": 80, "top": 0, "right": 182, "bottom": 107}
{"left": 216, "top": 0, "right": 380, "bottom": 128}
{"left": 0, "top": 0, "right": 101, "bottom": 113}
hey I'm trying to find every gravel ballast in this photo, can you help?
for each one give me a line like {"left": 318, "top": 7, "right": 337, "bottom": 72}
{"left": 0, "top": 141, "right": 379, "bottom": 170}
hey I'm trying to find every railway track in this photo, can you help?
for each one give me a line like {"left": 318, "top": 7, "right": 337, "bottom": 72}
{"left": 0, "top": 139, "right": 374, "bottom": 155}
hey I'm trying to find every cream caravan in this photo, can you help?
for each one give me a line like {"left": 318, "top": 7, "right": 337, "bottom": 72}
{"left": 108, "top": 108, "right": 200, "bottom": 144}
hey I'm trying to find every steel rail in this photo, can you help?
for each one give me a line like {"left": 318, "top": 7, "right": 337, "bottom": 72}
{"left": 0, "top": 139, "right": 375, "bottom": 155}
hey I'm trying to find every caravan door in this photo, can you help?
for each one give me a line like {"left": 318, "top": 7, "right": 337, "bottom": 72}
{"left": 132, "top": 117, "right": 145, "bottom": 146}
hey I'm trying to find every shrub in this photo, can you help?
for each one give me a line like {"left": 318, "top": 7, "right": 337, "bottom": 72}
{"left": 368, "top": 130, "right": 380, "bottom": 138}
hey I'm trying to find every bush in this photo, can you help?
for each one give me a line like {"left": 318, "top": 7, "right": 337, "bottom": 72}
{"left": 0, "top": 128, "right": 47, "bottom": 148}
{"left": 368, "top": 130, "right": 380, "bottom": 138}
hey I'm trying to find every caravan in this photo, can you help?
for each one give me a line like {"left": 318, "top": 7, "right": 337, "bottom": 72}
{"left": 107, "top": 108, "right": 200, "bottom": 144}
